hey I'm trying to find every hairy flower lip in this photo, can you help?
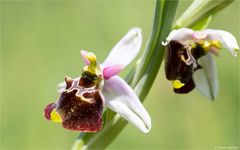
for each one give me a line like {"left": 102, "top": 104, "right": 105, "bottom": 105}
{"left": 59, "top": 87, "right": 104, "bottom": 132}
{"left": 164, "top": 40, "right": 203, "bottom": 93}
{"left": 45, "top": 28, "right": 151, "bottom": 133}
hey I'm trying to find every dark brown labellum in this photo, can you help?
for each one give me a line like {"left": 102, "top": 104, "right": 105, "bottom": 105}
{"left": 57, "top": 76, "right": 104, "bottom": 132}
{"left": 165, "top": 40, "right": 205, "bottom": 93}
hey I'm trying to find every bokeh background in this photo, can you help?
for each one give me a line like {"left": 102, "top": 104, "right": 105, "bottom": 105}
{"left": 1, "top": 0, "right": 239, "bottom": 149}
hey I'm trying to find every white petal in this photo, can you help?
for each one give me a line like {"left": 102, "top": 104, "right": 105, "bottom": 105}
{"left": 163, "top": 28, "right": 194, "bottom": 44}
{"left": 102, "top": 76, "right": 151, "bottom": 133}
{"left": 193, "top": 54, "right": 219, "bottom": 100}
{"left": 57, "top": 77, "right": 80, "bottom": 93}
{"left": 203, "top": 29, "right": 239, "bottom": 56}
{"left": 102, "top": 27, "right": 142, "bottom": 69}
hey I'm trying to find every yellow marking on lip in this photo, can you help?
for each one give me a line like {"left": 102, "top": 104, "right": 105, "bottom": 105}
{"left": 172, "top": 80, "right": 185, "bottom": 89}
{"left": 50, "top": 109, "right": 62, "bottom": 122}
{"left": 211, "top": 40, "right": 222, "bottom": 49}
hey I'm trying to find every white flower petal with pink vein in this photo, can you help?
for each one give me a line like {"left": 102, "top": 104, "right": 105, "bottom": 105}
{"left": 102, "top": 76, "right": 151, "bottom": 133}
{"left": 163, "top": 28, "right": 194, "bottom": 45}
{"left": 203, "top": 29, "right": 239, "bottom": 56}
{"left": 101, "top": 27, "right": 142, "bottom": 69}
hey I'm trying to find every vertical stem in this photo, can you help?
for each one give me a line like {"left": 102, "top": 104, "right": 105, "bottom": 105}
{"left": 131, "top": 0, "right": 163, "bottom": 88}
{"left": 133, "top": 0, "right": 179, "bottom": 101}
{"left": 73, "top": 0, "right": 178, "bottom": 149}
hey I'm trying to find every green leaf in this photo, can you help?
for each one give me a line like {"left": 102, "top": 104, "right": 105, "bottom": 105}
{"left": 174, "top": 0, "right": 233, "bottom": 29}
{"left": 193, "top": 54, "right": 219, "bottom": 100}
{"left": 190, "top": 15, "right": 213, "bottom": 30}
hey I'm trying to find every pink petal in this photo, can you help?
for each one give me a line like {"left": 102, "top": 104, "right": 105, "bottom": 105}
{"left": 103, "top": 64, "right": 124, "bottom": 80}
{"left": 80, "top": 50, "right": 90, "bottom": 65}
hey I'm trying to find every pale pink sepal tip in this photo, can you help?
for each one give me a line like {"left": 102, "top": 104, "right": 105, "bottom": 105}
{"left": 80, "top": 50, "right": 90, "bottom": 65}
{"left": 103, "top": 64, "right": 124, "bottom": 80}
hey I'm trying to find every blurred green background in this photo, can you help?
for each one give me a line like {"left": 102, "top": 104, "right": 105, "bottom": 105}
{"left": 1, "top": 0, "right": 239, "bottom": 149}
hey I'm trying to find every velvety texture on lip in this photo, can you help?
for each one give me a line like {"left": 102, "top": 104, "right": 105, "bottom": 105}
{"left": 58, "top": 88, "right": 103, "bottom": 132}
{"left": 44, "top": 76, "right": 104, "bottom": 132}
{"left": 165, "top": 40, "right": 205, "bottom": 93}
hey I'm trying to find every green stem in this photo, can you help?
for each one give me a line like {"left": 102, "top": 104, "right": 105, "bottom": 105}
{"left": 133, "top": 0, "right": 178, "bottom": 100}
{"left": 73, "top": 0, "right": 178, "bottom": 149}
{"left": 131, "top": 0, "right": 164, "bottom": 88}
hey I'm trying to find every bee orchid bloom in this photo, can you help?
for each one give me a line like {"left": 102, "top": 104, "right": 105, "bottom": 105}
{"left": 44, "top": 28, "right": 151, "bottom": 133}
{"left": 162, "top": 28, "right": 239, "bottom": 99}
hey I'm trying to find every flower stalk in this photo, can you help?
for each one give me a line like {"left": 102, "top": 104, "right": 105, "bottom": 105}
{"left": 73, "top": 0, "right": 178, "bottom": 149}
{"left": 132, "top": 0, "right": 178, "bottom": 100}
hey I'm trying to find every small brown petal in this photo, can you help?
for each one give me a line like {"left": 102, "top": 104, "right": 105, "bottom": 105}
{"left": 44, "top": 103, "right": 56, "bottom": 120}
{"left": 65, "top": 76, "right": 74, "bottom": 89}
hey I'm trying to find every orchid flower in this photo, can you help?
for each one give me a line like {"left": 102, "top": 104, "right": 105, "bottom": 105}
{"left": 44, "top": 28, "right": 151, "bottom": 133}
{"left": 162, "top": 28, "right": 239, "bottom": 99}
